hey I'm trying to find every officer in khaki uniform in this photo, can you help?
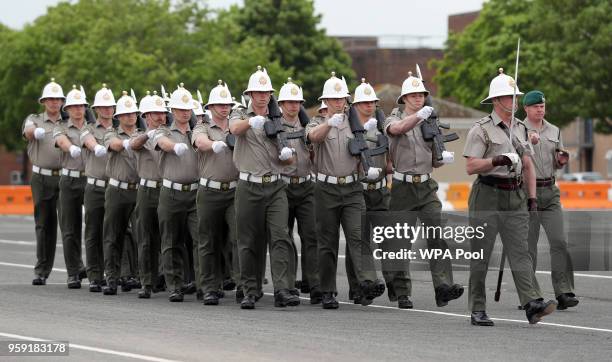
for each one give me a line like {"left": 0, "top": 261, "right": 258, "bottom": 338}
{"left": 229, "top": 66, "right": 299, "bottom": 309}
{"left": 344, "top": 79, "right": 391, "bottom": 304}
{"left": 79, "top": 84, "right": 115, "bottom": 292}
{"left": 277, "top": 78, "right": 322, "bottom": 304}
{"left": 53, "top": 85, "right": 89, "bottom": 289}
{"left": 152, "top": 84, "right": 199, "bottom": 302}
{"left": 523, "top": 90, "right": 577, "bottom": 310}
{"left": 463, "top": 68, "right": 557, "bottom": 326}
{"left": 193, "top": 80, "right": 239, "bottom": 305}
{"left": 306, "top": 72, "right": 385, "bottom": 309}
{"left": 384, "top": 72, "right": 462, "bottom": 309}
{"left": 101, "top": 91, "right": 141, "bottom": 295}
{"left": 23, "top": 78, "right": 65, "bottom": 285}
{"left": 129, "top": 91, "right": 167, "bottom": 299}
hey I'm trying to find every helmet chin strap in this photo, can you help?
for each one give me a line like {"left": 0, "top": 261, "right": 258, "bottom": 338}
{"left": 494, "top": 99, "right": 514, "bottom": 114}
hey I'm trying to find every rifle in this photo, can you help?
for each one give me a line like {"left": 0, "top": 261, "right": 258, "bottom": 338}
{"left": 130, "top": 88, "right": 147, "bottom": 130}
{"left": 79, "top": 86, "right": 96, "bottom": 124}
{"left": 263, "top": 94, "right": 307, "bottom": 148}
{"left": 414, "top": 65, "right": 459, "bottom": 160}
{"left": 347, "top": 105, "right": 388, "bottom": 175}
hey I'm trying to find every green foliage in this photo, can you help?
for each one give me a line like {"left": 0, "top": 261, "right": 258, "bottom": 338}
{"left": 0, "top": 0, "right": 350, "bottom": 150}
{"left": 433, "top": 0, "right": 611, "bottom": 132}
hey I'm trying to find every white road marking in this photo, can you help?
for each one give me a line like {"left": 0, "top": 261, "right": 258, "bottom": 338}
{"left": 0, "top": 332, "right": 181, "bottom": 362}
{"left": 0, "top": 239, "right": 62, "bottom": 248}
{"left": 0, "top": 261, "right": 66, "bottom": 273}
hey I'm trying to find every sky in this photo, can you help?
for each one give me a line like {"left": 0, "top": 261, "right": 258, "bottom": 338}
{"left": 0, "top": 0, "right": 485, "bottom": 48}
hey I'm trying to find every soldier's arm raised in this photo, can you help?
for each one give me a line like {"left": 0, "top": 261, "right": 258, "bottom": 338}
{"left": 81, "top": 134, "right": 98, "bottom": 151}
{"left": 107, "top": 135, "right": 128, "bottom": 152}
{"left": 193, "top": 133, "right": 214, "bottom": 152}
{"left": 156, "top": 135, "right": 178, "bottom": 153}
{"left": 23, "top": 126, "right": 36, "bottom": 141}
{"left": 229, "top": 118, "right": 250, "bottom": 135}
{"left": 55, "top": 134, "right": 74, "bottom": 152}
{"left": 386, "top": 113, "right": 421, "bottom": 136}
{"left": 465, "top": 157, "right": 495, "bottom": 175}
{"left": 129, "top": 133, "right": 149, "bottom": 151}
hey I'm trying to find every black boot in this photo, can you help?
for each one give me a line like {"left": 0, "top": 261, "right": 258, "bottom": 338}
{"left": 322, "top": 292, "right": 339, "bottom": 309}
{"left": 274, "top": 289, "right": 300, "bottom": 307}
{"left": 67, "top": 275, "right": 81, "bottom": 289}
{"left": 397, "top": 295, "right": 413, "bottom": 309}
{"left": 203, "top": 292, "right": 220, "bottom": 305}
{"left": 360, "top": 279, "right": 385, "bottom": 306}
{"left": 169, "top": 289, "right": 184, "bottom": 302}
{"left": 103, "top": 280, "right": 118, "bottom": 295}
{"left": 310, "top": 288, "right": 323, "bottom": 305}
{"left": 524, "top": 299, "right": 557, "bottom": 324}
{"left": 138, "top": 286, "right": 152, "bottom": 299}
{"left": 32, "top": 275, "right": 46, "bottom": 286}
{"left": 89, "top": 280, "right": 102, "bottom": 293}
{"left": 471, "top": 311, "right": 494, "bottom": 326}
{"left": 240, "top": 295, "right": 256, "bottom": 309}
{"left": 556, "top": 293, "right": 579, "bottom": 310}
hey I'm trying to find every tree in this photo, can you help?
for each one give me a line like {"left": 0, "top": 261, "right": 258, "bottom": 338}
{"left": 220, "top": 0, "right": 356, "bottom": 106}
{"left": 0, "top": 0, "right": 288, "bottom": 150}
{"left": 433, "top": 0, "right": 611, "bottom": 132}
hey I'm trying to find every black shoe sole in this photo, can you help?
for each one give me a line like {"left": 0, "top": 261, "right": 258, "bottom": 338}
{"left": 138, "top": 293, "right": 151, "bottom": 299}
{"left": 557, "top": 299, "right": 579, "bottom": 310}
{"left": 471, "top": 319, "right": 495, "bottom": 326}
{"left": 89, "top": 287, "right": 102, "bottom": 293}
{"left": 529, "top": 302, "right": 557, "bottom": 324}
{"left": 103, "top": 289, "right": 117, "bottom": 295}
{"left": 67, "top": 283, "right": 81, "bottom": 289}
{"left": 204, "top": 299, "right": 219, "bottom": 305}
{"left": 275, "top": 298, "right": 300, "bottom": 308}
{"left": 448, "top": 285, "right": 464, "bottom": 301}
{"left": 169, "top": 297, "right": 184, "bottom": 302}
{"left": 322, "top": 303, "right": 339, "bottom": 309}
{"left": 398, "top": 302, "right": 413, "bottom": 309}
{"left": 32, "top": 280, "right": 46, "bottom": 286}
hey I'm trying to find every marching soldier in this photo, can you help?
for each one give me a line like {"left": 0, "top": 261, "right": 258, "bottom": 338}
{"left": 129, "top": 91, "right": 167, "bottom": 299}
{"left": 193, "top": 80, "right": 239, "bottom": 305}
{"left": 523, "top": 90, "right": 578, "bottom": 310}
{"left": 229, "top": 66, "right": 299, "bottom": 309}
{"left": 317, "top": 101, "right": 328, "bottom": 117}
{"left": 277, "top": 78, "right": 322, "bottom": 304}
{"left": 23, "top": 78, "right": 65, "bottom": 286}
{"left": 152, "top": 84, "right": 199, "bottom": 302}
{"left": 463, "top": 68, "right": 556, "bottom": 326}
{"left": 306, "top": 72, "right": 385, "bottom": 309}
{"left": 53, "top": 85, "right": 88, "bottom": 289}
{"left": 79, "top": 84, "right": 115, "bottom": 292}
{"left": 384, "top": 72, "right": 462, "bottom": 309}
{"left": 101, "top": 91, "right": 141, "bottom": 295}
{"left": 345, "top": 79, "right": 391, "bottom": 304}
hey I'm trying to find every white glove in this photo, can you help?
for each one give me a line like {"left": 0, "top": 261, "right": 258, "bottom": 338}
{"left": 416, "top": 106, "right": 434, "bottom": 120}
{"left": 34, "top": 127, "right": 46, "bottom": 140}
{"left": 502, "top": 152, "right": 520, "bottom": 166}
{"left": 248, "top": 116, "right": 266, "bottom": 129}
{"left": 441, "top": 151, "right": 454, "bottom": 164}
{"left": 122, "top": 139, "right": 131, "bottom": 151}
{"left": 327, "top": 113, "right": 344, "bottom": 128}
{"left": 363, "top": 118, "right": 378, "bottom": 131}
{"left": 69, "top": 145, "right": 81, "bottom": 158}
{"left": 366, "top": 167, "right": 381, "bottom": 181}
{"left": 173, "top": 142, "right": 188, "bottom": 156}
{"left": 212, "top": 141, "right": 227, "bottom": 154}
{"left": 279, "top": 147, "right": 295, "bottom": 161}
{"left": 94, "top": 144, "right": 107, "bottom": 157}
{"left": 146, "top": 129, "right": 156, "bottom": 139}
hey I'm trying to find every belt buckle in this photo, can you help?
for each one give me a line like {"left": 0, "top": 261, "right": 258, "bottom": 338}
{"left": 413, "top": 175, "right": 421, "bottom": 183}
{"left": 367, "top": 183, "right": 375, "bottom": 191}
{"left": 128, "top": 183, "right": 137, "bottom": 190}
{"left": 221, "top": 182, "right": 229, "bottom": 191}
{"left": 338, "top": 176, "right": 346, "bottom": 185}
{"left": 263, "top": 175, "right": 271, "bottom": 183}
{"left": 52, "top": 170, "right": 60, "bottom": 176}
{"left": 181, "top": 184, "right": 190, "bottom": 191}
{"left": 290, "top": 176, "right": 299, "bottom": 184}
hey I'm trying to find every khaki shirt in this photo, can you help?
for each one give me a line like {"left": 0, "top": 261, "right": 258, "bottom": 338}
{"left": 134, "top": 133, "right": 162, "bottom": 181}
{"left": 22, "top": 112, "right": 64, "bottom": 169}
{"left": 53, "top": 119, "right": 86, "bottom": 171}
{"left": 228, "top": 104, "right": 282, "bottom": 176}
{"left": 305, "top": 114, "right": 358, "bottom": 177}
{"left": 152, "top": 123, "right": 198, "bottom": 183}
{"left": 524, "top": 118, "right": 563, "bottom": 179}
{"left": 192, "top": 120, "right": 238, "bottom": 182}
{"left": 80, "top": 121, "right": 109, "bottom": 180}
{"left": 463, "top": 111, "right": 531, "bottom": 178}
{"left": 383, "top": 108, "right": 438, "bottom": 175}
{"left": 103, "top": 126, "right": 139, "bottom": 183}
{"left": 280, "top": 118, "right": 312, "bottom": 177}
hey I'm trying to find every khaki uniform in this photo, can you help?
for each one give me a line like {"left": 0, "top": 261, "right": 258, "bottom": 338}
{"left": 347, "top": 126, "right": 390, "bottom": 297}
{"left": 306, "top": 114, "right": 378, "bottom": 294}
{"left": 230, "top": 105, "right": 295, "bottom": 297}
{"left": 463, "top": 111, "right": 542, "bottom": 311}
{"left": 281, "top": 118, "right": 319, "bottom": 292}
{"left": 80, "top": 121, "right": 110, "bottom": 283}
{"left": 193, "top": 120, "right": 239, "bottom": 294}
{"left": 53, "top": 119, "right": 87, "bottom": 278}
{"left": 134, "top": 131, "right": 163, "bottom": 288}
{"left": 382, "top": 108, "right": 453, "bottom": 297}
{"left": 22, "top": 112, "right": 63, "bottom": 278}
{"left": 525, "top": 119, "right": 574, "bottom": 296}
{"left": 102, "top": 126, "right": 140, "bottom": 283}
{"left": 153, "top": 122, "right": 199, "bottom": 293}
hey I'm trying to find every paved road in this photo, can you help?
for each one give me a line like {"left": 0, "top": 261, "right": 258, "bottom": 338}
{"left": 0, "top": 215, "right": 611, "bottom": 361}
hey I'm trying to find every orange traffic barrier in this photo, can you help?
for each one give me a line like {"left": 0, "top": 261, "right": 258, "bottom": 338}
{"left": 0, "top": 186, "right": 34, "bottom": 215}
{"left": 446, "top": 182, "right": 471, "bottom": 211}
{"left": 557, "top": 182, "right": 612, "bottom": 209}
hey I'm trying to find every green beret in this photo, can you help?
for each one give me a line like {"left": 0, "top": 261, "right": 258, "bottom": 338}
{"left": 523, "top": 90, "right": 545, "bottom": 106}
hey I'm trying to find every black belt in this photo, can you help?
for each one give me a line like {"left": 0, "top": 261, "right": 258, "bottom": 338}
{"left": 478, "top": 175, "right": 522, "bottom": 190}
{"left": 536, "top": 178, "right": 555, "bottom": 187}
